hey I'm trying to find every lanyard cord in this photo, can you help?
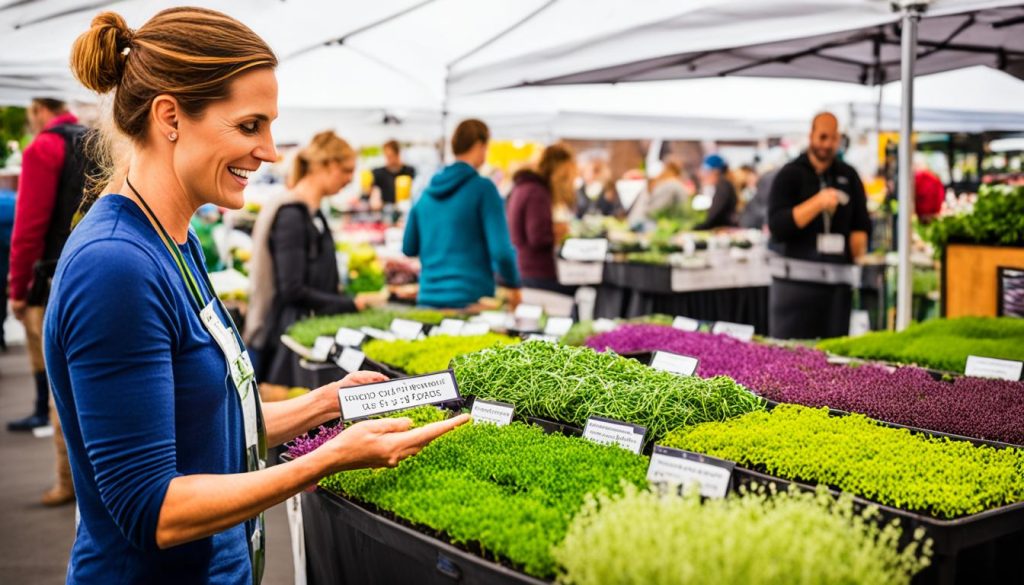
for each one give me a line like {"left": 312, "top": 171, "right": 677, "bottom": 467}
{"left": 125, "top": 177, "right": 207, "bottom": 311}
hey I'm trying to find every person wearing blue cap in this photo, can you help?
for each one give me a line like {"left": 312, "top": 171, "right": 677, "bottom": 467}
{"left": 694, "top": 153, "right": 737, "bottom": 230}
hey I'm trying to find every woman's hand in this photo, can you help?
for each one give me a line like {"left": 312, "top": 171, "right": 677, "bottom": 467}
{"left": 321, "top": 414, "right": 470, "bottom": 473}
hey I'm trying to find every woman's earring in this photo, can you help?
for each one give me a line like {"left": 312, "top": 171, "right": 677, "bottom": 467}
{"left": 168, "top": 131, "right": 178, "bottom": 142}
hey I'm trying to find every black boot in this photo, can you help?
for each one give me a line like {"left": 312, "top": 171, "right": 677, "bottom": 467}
{"left": 8, "top": 371, "right": 50, "bottom": 432}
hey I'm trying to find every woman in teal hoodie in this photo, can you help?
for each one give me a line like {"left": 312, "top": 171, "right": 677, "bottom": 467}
{"left": 403, "top": 119, "right": 522, "bottom": 308}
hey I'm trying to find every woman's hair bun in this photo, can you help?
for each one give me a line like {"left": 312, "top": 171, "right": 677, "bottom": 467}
{"left": 70, "top": 12, "right": 134, "bottom": 94}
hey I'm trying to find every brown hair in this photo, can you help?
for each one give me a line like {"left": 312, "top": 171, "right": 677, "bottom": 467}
{"left": 30, "top": 98, "right": 67, "bottom": 113}
{"left": 69, "top": 8, "right": 277, "bottom": 196}
{"left": 289, "top": 130, "right": 356, "bottom": 189}
{"left": 383, "top": 139, "right": 400, "bottom": 155}
{"left": 451, "top": 119, "right": 489, "bottom": 156}
{"left": 536, "top": 142, "right": 576, "bottom": 210}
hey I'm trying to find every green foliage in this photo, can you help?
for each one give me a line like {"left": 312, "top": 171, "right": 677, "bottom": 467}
{"left": 452, "top": 341, "right": 764, "bottom": 441}
{"left": 662, "top": 405, "right": 1024, "bottom": 519}
{"left": 319, "top": 422, "right": 649, "bottom": 578}
{"left": 367, "top": 405, "right": 449, "bottom": 428}
{"left": 555, "top": 485, "right": 931, "bottom": 585}
{"left": 817, "top": 317, "right": 1024, "bottom": 372}
{"left": 921, "top": 183, "right": 1024, "bottom": 253}
{"left": 286, "top": 308, "right": 451, "bottom": 347}
{"left": 362, "top": 333, "right": 520, "bottom": 375}
{"left": 0, "top": 106, "right": 27, "bottom": 166}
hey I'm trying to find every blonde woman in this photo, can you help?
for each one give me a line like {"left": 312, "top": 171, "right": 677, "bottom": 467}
{"left": 245, "top": 130, "right": 383, "bottom": 384}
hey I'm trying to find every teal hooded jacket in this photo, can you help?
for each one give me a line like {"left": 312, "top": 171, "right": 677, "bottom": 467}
{"left": 403, "top": 161, "right": 521, "bottom": 308}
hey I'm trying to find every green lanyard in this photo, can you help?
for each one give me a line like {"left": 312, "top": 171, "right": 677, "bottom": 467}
{"left": 126, "top": 178, "right": 266, "bottom": 584}
{"left": 126, "top": 178, "right": 207, "bottom": 311}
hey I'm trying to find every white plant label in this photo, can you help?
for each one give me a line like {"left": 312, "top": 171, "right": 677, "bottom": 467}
{"left": 712, "top": 321, "right": 755, "bottom": 342}
{"left": 436, "top": 319, "right": 465, "bottom": 336}
{"left": 557, "top": 260, "right": 604, "bottom": 285}
{"left": 390, "top": 318, "right": 424, "bottom": 340}
{"left": 593, "top": 318, "right": 618, "bottom": 333}
{"left": 649, "top": 351, "right": 699, "bottom": 376}
{"left": 848, "top": 310, "right": 871, "bottom": 337}
{"left": 672, "top": 316, "right": 700, "bottom": 332}
{"left": 561, "top": 238, "right": 609, "bottom": 262}
{"left": 461, "top": 322, "right": 491, "bottom": 336}
{"left": 361, "top": 327, "right": 396, "bottom": 342}
{"left": 647, "top": 446, "right": 734, "bottom": 499}
{"left": 470, "top": 399, "right": 514, "bottom": 427}
{"left": 514, "top": 304, "right": 544, "bottom": 321}
{"left": 582, "top": 416, "right": 646, "bottom": 454}
{"left": 335, "top": 347, "right": 365, "bottom": 373}
{"left": 311, "top": 336, "right": 335, "bottom": 362}
{"left": 965, "top": 356, "right": 1023, "bottom": 381}
{"left": 526, "top": 334, "right": 559, "bottom": 343}
{"left": 335, "top": 327, "right": 366, "bottom": 348}
{"left": 338, "top": 370, "right": 460, "bottom": 421}
{"left": 544, "top": 317, "right": 575, "bottom": 337}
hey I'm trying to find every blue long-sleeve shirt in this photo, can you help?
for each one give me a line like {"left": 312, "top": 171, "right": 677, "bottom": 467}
{"left": 44, "top": 194, "right": 250, "bottom": 584}
{"left": 402, "top": 161, "right": 520, "bottom": 308}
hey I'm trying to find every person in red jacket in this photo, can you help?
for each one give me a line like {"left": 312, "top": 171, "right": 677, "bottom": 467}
{"left": 506, "top": 142, "right": 578, "bottom": 294}
{"left": 7, "top": 97, "right": 82, "bottom": 506}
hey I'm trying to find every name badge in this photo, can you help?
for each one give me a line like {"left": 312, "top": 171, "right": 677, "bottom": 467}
{"left": 200, "top": 301, "right": 258, "bottom": 449}
{"left": 817, "top": 233, "right": 846, "bottom": 255}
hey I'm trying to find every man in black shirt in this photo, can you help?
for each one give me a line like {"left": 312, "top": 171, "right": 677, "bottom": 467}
{"left": 371, "top": 139, "right": 416, "bottom": 205}
{"left": 767, "top": 112, "right": 871, "bottom": 339}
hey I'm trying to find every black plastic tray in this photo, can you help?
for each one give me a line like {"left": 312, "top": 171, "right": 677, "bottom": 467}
{"left": 361, "top": 356, "right": 408, "bottom": 380}
{"left": 303, "top": 487, "right": 550, "bottom": 585}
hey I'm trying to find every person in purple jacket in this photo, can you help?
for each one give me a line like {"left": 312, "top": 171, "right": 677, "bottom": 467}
{"left": 506, "top": 143, "right": 579, "bottom": 295}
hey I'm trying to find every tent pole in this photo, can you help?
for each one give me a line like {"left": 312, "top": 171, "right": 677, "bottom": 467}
{"left": 896, "top": 2, "right": 924, "bottom": 331}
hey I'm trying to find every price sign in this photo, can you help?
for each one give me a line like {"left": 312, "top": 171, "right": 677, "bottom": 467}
{"left": 561, "top": 238, "right": 609, "bottom": 262}
{"left": 435, "top": 319, "right": 465, "bottom": 336}
{"left": 544, "top": 317, "right": 574, "bottom": 337}
{"left": 361, "top": 327, "right": 397, "bottom": 342}
{"left": 310, "top": 336, "right": 335, "bottom": 362}
{"left": 848, "top": 310, "right": 871, "bottom": 337}
{"left": 965, "top": 356, "right": 1024, "bottom": 381}
{"left": 711, "top": 321, "right": 755, "bottom": 342}
{"left": 672, "top": 316, "right": 700, "bottom": 332}
{"left": 526, "top": 334, "right": 559, "bottom": 343}
{"left": 390, "top": 318, "right": 425, "bottom": 340}
{"left": 593, "top": 318, "right": 618, "bottom": 333}
{"left": 646, "top": 446, "right": 734, "bottom": 499}
{"left": 480, "top": 311, "right": 512, "bottom": 329}
{"left": 335, "top": 327, "right": 366, "bottom": 348}
{"left": 514, "top": 304, "right": 544, "bottom": 320}
{"left": 649, "top": 351, "right": 699, "bottom": 376}
{"left": 334, "top": 347, "right": 366, "bottom": 373}
{"left": 582, "top": 416, "right": 646, "bottom": 454}
{"left": 460, "top": 322, "right": 491, "bottom": 336}
{"left": 557, "top": 260, "right": 604, "bottom": 285}
{"left": 338, "top": 370, "right": 461, "bottom": 421}
{"left": 470, "top": 399, "right": 514, "bottom": 427}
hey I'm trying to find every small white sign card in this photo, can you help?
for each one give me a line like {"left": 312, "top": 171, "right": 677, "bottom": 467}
{"left": 338, "top": 370, "right": 461, "bottom": 421}
{"left": 965, "top": 355, "right": 1024, "bottom": 381}
{"left": 361, "top": 327, "right": 397, "bottom": 342}
{"left": 470, "top": 399, "right": 514, "bottom": 427}
{"left": 582, "top": 416, "right": 646, "bottom": 454}
{"left": 526, "top": 334, "right": 559, "bottom": 343}
{"left": 561, "top": 238, "right": 610, "bottom": 262}
{"left": 649, "top": 351, "right": 699, "bottom": 376}
{"left": 848, "top": 310, "right": 871, "bottom": 337}
{"left": 711, "top": 320, "right": 755, "bottom": 342}
{"left": 335, "top": 327, "right": 366, "bottom": 348}
{"left": 390, "top": 318, "right": 425, "bottom": 340}
{"left": 646, "top": 445, "right": 735, "bottom": 499}
{"left": 672, "top": 316, "right": 700, "bottom": 332}
{"left": 334, "top": 347, "right": 366, "bottom": 373}
{"left": 311, "top": 336, "right": 335, "bottom": 362}
{"left": 435, "top": 319, "right": 465, "bottom": 336}
{"left": 544, "top": 317, "right": 574, "bottom": 337}
{"left": 460, "top": 322, "right": 491, "bottom": 336}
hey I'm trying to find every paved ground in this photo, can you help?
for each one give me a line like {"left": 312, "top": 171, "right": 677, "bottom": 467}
{"left": 0, "top": 326, "right": 296, "bottom": 584}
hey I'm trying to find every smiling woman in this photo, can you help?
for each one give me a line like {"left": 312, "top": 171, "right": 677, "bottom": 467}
{"left": 45, "top": 7, "right": 468, "bottom": 585}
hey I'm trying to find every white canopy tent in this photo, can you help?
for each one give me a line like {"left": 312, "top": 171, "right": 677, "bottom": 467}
{"left": 449, "top": 0, "right": 1024, "bottom": 331}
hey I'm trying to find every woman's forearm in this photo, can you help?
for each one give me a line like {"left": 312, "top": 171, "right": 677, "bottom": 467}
{"left": 261, "top": 387, "right": 338, "bottom": 447}
{"left": 155, "top": 448, "right": 331, "bottom": 549}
